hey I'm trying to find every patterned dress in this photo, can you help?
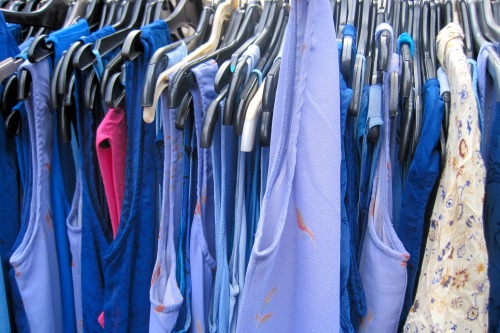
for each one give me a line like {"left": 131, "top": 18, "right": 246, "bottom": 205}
{"left": 404, "top": 22, "right": 490, "bottom": 332}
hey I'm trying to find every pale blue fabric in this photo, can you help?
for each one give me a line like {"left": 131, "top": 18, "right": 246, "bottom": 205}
{"left": 357, "top": 84, "right": 409, "bottom": 333}
{"left": 236, "top": 0, "right": 341, "bottom": 330}
{"left": 0, "top": 251, "right": 10, "bottom": 333}
{"left": 150, "top": 66, "right": 187, "bottom": 333}
{"left": 10, "top": 58, "right": 64, "bottom": 333}
{"left": 477, "top": 43, "right": 498, "bottom": 165}
{"left": 209, "top": 96, "right": 235, "bottom": 333}
{"left": 189, "top": 60, "right": 218, "bottom": 333}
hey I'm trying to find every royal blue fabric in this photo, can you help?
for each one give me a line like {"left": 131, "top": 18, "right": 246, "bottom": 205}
{"left": 8, "top": 102, "right": 31, "bottom": 333}
{"left": 397, "top": 79, "right": 443, "bottom": 328}
{"left": 102, "top": 21, "right": 170, "bottom": 333}
{"left": 44, "top": 20, "right": 91, "bottom": 333}
{"left": 485, "top": 101, "right": 500, "bottom": 332}
{"left": 174, "top": 113, "right": 197, "bottom": 333}
{"left": 0, "top": 12, "right": 35, "bottom": 333}
{"left": 75, "top": 27, "right": 121, "bottom": 333}
{"left": 7, "top": 23, "right": 22, "bottom": 45}
{"left": 0, "top": 12, "right": 20, "bottom": 60}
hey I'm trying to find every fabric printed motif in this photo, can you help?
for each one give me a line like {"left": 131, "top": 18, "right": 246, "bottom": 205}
{"left": 296, "top": 208, "right": 315, "bottom": 243}
{"left": 255, "top": 287, "right": 276, "bottom": 329}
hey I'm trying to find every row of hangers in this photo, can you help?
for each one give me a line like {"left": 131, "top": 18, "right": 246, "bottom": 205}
{"left": 1, "top": 0, "right": 500, "bottom": 155}
{"left": 0, "top": 0, "right": 288, "bottom": 152}
{"left": 331, "top": 0, "right": 500, "bottom": 167}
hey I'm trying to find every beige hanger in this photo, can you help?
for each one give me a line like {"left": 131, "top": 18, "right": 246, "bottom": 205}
{"left": 143, "top": 0, "right": 239, "bottom": 123}
{"left": 240, "top": 78, "right": 265, "bottom": 152}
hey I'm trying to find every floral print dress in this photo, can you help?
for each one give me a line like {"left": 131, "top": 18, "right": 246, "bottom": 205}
{"left": 404, "top": 23, "right": 490, "bottom": 332}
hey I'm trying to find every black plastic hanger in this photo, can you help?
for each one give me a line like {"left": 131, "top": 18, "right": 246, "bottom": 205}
{"left": 397, "top": 0, "right": 414, "bottom": 162}
{"left": 429, "top": 0, "right": 437, "bottom": 69}
{"left": 364, "top": 0, "right": 378, "bottom": 85}
{"left": 1, "top": 0, "right": 69, "bottom": 29}
{"left": 1, "top": 74, "right": 21, "bottom": 136}
{"left": 232, "top": 4, "right": 288, "bottom": 134}
{"left": 104, "top": 71, "right": 125, "bottom": 108}
{"left": 259, "top": 56, "right": 280, "bottom": 146}
{"left": 459, "top": 0, "right": 474, "bottom": 59}
{"left": 164, "top": 0, "right": 203, "bottom": 33}
{"left": 337, "top": 0, "right": 348, "bottom": 37}
{"left": 444, "top": 0, "right": 453, "bottom": 24}
{"left": 0, "top": 57, "right": 23, "bottom": 84}
{"left": 340, "top": 0, "right": 356, "bottom": 85}
{"left": 175, "top": 92, "right": 193, "bottom": 129}
{"left": 348, "top": 0, "right": 371, "bottom": 116}
{"left": 200, "top": 85, "right": 228, "bottom": 148}
{"left": 409, "top": 0, "right": 422, "bottom": 157}
{"left": 83, "top": 0, "right": 104, "bottom": 31}
{"left": 72, "top": 0, "right": 145, "bottom": 72}
{"left": 422, "top": 1, "right": 436, "bottom": 80}
{"left": 63, "top": 0, "right": 89, "bottom": 28}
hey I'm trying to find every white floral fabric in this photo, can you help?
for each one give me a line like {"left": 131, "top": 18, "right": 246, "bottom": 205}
{"left": 404, "top": 23, "right": 490, "bottom": 332}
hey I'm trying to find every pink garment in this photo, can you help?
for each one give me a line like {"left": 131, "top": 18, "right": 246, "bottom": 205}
{"left": 96, "top": 107, "right": 128, "bottom": 238}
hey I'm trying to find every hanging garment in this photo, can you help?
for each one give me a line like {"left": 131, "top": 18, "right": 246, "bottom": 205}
{"left": 357, "top": 40, "right": 409, "bottom": 333}
{"left": 210, "top": 99, "right": 237, "bottom": 333}
{"left": 477, "top": 42, "right": 500, "bottom": 332}
{"left": 0, "top": 250, "right": 10, "bottom": 333}
{"left": 228, "top": 45, "right": 261, "bottom": 333}
{"left": 149, "top": 44, "right": 188, "bottom": 333}
{"left": 477, "top": 43, "right": 498, "bottom": 162}
{"left": 189, "top": 60, "right": 217, "bottom": 333}
{"left": 235, "top": 0, "right": 341, "bottom": 330}
{"left": 67, "top": 170, "right": 83, "bottom": 333}
{"left": 101, "top": 21, "right": 170, "bottom": 333}
{"left": 9, "top": 101, "right": 31, "bottom": 332}
{"left": 485, "top": 101, "right": 500, "bottom": 333}
{"left": 96, "top": 107, "right": 128, "bottom": 238}
{"left": 75, "top": 28, "right": 125, "bottom": 333}
{"left": 64, "top": 24, "right": 118, "bottom": 332}
{"left": 356, "top": 81, "right": 380, "bottom": 258}
{"left": 0, "top": 14, "right": 22, "bottom": 330}
{"left": 173, "top": 94, "right": 197, "bottom": 333}
{"left": 338, "top": 25, "right": 368, "bottom": 330}
{"left": 339, "top": 55, "right": 356, "bottom": 333}
{"left": 9, "top": 19, "right": 90, "bottom": 333}
{"left": 398, "top": 77, "right": 444, "bottom": 326}
{"left": 149, "top": 95, "right": 184, "bottom": 333}
{"left": 404, "top": 23, "right": 490, "bottom": 332}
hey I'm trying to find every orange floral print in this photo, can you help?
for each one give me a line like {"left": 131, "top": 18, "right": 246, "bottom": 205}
{"left": 194, "top": 201, "right": 201, "bottom": 215}
{"left": 264, "top": 287, "right": 276, "bottom": 304}
{"left": 196, "top": 320, "right": 203, "bottom": 332}
{"left": 151, "top": 265, "right": 161, "bottom": 287}
{"left": 45, "top": 212, "right": 53, "bottom": 230}
{"left": 257, "top": 313, "right": 273, "bottom": 325}
{"left": 296, "top": 208, "right": 315, "bottom": 242}
{"left": 255, "top": 287, "right": 277, "bottom": 329}
{"left": 154, "top": 304, "right": 165, "bottom": 313}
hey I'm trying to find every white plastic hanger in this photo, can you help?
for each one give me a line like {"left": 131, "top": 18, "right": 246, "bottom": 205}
{"left": 240, "top": 78, "right": 265, "bottom": 152}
